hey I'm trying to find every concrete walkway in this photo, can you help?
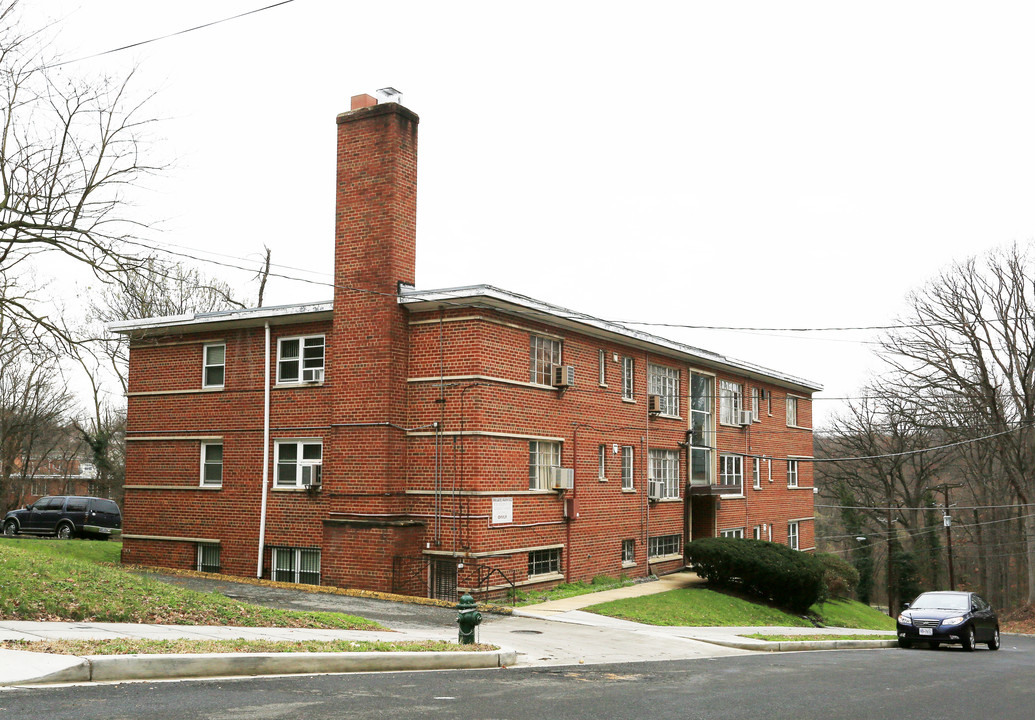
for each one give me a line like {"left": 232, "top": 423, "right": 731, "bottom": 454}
{"left": 0, "top": 571, "right": 895, "bottom": 687}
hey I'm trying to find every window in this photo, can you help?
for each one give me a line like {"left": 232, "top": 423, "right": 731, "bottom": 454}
{"left": 719, "top": 380, "right": 743, "bottom": 425}
{"left": 649, "top": 449, "right": 679, "bottom": 499}
{"left": 203, "top": 343, "right": 225, "bottom": 388}
{"left": 31, "top": 478, "right": 46, "bottom": 496}
{"left": 528, "top": 548, "right": 561, "bottom": 577}
{"left": 765, "top": 389, "right": 772, "bottom": 416}
{"left": 530, "top": 335, "right": 562, "bottom": 385}
{"left": 622, "top": 356, "right": 635, "bottom": 400}
{"left": 786, "top": 395, "right": 799, "bottom": 427}
{"left": 720, "top": 528, "right": 744, "bottom": 539}
{"left": 622, "top": 539, "right": 636, "bottom": 566}
{"left": 621, "top": 446, "right": 634, "bottom": 490}
{"left": 598, "top": 349, "right": 607, "bottom": 386}
{"left": 787, "top": 459, "right": 799, "bottom": 488}
{"left": 719, "top": 454, "right": 743, "bottom": 490}
{"left": 278, "top": 336, "right": 325, "bottom": 383}
{"left": 275, "top": 440, "right": 323, "bottom": 488}
{"left": 752, "top": 526, "right": 762, "bottom": 540}
{"left": 649, "top": 364, "right": 680, "bottom": 416}
{"left": 272, "top": 547, "right": 321, "bottom": 585}
{"left": 529, "top": 441, "right": 560, "bottom": 490}
{"left": 197, "top": 543, "right": 221, "bottom": 573}
{"left": 690, "top": 373, "right": 713, "bottom": 486}
{"left": 751, "top": 387, "right": 759, "bottom": 422}
{"left": 597, "top": 445, "right": 607, "bottom": 480}
{"left": 788, "top": 521, "right": 800, "bottom": 551}
{"left": 649, "top": 534, "right": 682, "bottom": 558}
{"left": 201, "top": 442, "right": 223, "bottom": 487}
{"left": 752, "top": 457, "right": 761, "bottom": 490}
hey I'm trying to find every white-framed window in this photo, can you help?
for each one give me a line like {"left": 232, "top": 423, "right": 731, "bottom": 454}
{"left": 598, "top": 445, "right": 607, "bottom": 480}
{"left": 751, "top": 387, "right": 759, "bottom": 421}
{"left": 197, "top": 543, "right": 221, "bottom": 573}
{"left": 622, "top": 356, "right": 635, "bottom": 400}
{"left": 528, "top": 548, "right": 561, "bottom": 577}
{"left": 786, "top": 395, "right": 799, "bottom": 427}
{"left": 271, "top": 547, "right": 321, "bottom": 585}
{"left": 752, "top": 457, "right": 761, "bottom": 490}
{"left": 621, "top": 446, "right": 634, "bottom": 490}
{"left": 530, "top": 335, "right": 562, "bottom": 385}
{"left": 787, "top": 459, "right": 799, "bottom": 488}
{"left": 529, "top": 441, "right": 560, "bottom": 490}
{"left": 649, "top": 534, "right": 682, "bottom": 558}
{"left": 720, "top": 528, "right": 744, "bottom": 539}
{"left": 719, "top": 454, "right": 743, "bottom": 490}
{"left": 765, "top": 389, "right": 772, "bottom": 416}
{"left": 649, "top": 448, "right": 679, "bottom": 499}
{"left": 752, "top": 526, "right": 762, "bottom": 540}
{"left": 719, "top": 380, "right": 743, "bottom": 425}
{"left": 201, "top": 442, "right": 223, "bottom": 487}
{"left": 203, "top": 343, "right": 225, "bottom": 388}
{"left": 649, "top": 364, "right": 680, "bottom": 416}
{"left": 788, "top": 521, "right": 800, "bottom": 551}
{"left": 274, "top": 440, "right": 323, "bottom": 488}
{"left": 690, "top": 372, "right": 713, "bottom": 486}
{"left": 277, "top": 335, "right": 325, "bottom": 384}
{"left": 622, "top": 539, "right": 636, "bottom": 565}
{"left": 31, "top": 478, "right": 46, "bottom": 496}
{"left": 598, "top": 349, "right": 607, "bottom": 386}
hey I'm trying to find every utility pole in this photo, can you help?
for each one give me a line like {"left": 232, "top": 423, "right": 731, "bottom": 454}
{"left": 927, "top": 482, "right": 963, "bottom": 591}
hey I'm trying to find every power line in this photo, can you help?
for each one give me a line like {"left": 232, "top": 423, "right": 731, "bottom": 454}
{"left": 50, "top": 1, "right": 297, "bottom": 68}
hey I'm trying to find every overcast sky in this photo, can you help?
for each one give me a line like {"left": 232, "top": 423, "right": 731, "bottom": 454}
{"left": 23, "top": 1, "right": 1035, "bottom": 428}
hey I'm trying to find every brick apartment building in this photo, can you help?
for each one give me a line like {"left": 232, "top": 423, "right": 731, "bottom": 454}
{"left": 111, "top": 95, "right": 821, "bottom": 600}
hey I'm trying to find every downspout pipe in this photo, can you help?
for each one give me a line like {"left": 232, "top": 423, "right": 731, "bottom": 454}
{"left": 257, "top": 321, "right": 271, "bottom": 578}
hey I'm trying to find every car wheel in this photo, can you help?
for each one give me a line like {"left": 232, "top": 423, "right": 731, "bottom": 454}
{"left": 898, "top": 638, "right": 912, "bottom": 649}
{"left": 988, "top": 628, "right": 1000, "bottom": 651}
{"left": 56, "top": 522, "right": 74, "bottom": 540}
{"left": 2, "top": 520, "right": 16, "bottom": 537}
{"left": 961, "top": 625, "right": 976, "bottom": 652}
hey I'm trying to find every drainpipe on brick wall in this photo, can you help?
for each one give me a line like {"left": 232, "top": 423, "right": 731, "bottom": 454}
{"left": 257, "top": 322, "right": 271, "bottom": 578}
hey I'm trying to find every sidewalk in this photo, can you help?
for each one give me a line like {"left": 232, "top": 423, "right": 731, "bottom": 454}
{"left": 0, "top": 571, "right": 894, "bottom": 686}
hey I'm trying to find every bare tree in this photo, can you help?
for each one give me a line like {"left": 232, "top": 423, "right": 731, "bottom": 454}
{"left": 816, "top": 390, "right": 946, "bottom": 613}
{"left": 880, "top": 243, "right": 1035, "bottom": 605}
{"left": 1, "top": 0, "right": 160, "bottom": 345}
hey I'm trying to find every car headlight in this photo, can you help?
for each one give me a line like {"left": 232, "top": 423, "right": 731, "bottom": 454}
{"left": 942, "top": 616, "right": 965, "bottom": 626}
{"left": 897, "top": 614, "right": 912, "bottom": 626}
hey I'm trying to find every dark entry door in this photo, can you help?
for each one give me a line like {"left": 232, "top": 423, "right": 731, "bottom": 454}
{"left": 430, "top": 559, "right": 458, "bottom": 601}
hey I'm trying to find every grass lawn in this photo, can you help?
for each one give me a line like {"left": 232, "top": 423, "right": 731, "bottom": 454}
{"left": 0, "top": 538, "right": 380, "bottom": 630}
{"left": 586, "top": 586, "right": 895, "bottom": 630}
{"left": 510, "top": 575, "right": 637, "bottom": 606}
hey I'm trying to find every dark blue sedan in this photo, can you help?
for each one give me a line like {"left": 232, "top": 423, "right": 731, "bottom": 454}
{"left": 897, "top": 591, "right": 1000, "bottom": 651}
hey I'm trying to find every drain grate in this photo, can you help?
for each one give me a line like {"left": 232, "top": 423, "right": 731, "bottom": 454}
{"left": 511, "top": 629, "right": 543, "bottom": 635}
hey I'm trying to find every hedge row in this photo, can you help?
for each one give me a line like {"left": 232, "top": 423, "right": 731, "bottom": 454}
{"left": 685, "top": 538, "right": 825, "bottom": 614}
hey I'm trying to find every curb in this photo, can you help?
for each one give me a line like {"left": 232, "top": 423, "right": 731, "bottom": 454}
{"left": 3, "top": 647, "right": 517, "bottom": 686}
{"left": 689, "top": 637, "right": 897, "bottom": 652}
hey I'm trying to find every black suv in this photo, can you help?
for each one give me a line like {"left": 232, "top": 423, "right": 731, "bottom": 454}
{"left": 3, "top": 496, "right": 122, "bottom": 540}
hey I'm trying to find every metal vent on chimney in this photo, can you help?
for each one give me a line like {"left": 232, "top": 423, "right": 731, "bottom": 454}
{"left": 377, "top": 87, "right": 403, "bottom": 104}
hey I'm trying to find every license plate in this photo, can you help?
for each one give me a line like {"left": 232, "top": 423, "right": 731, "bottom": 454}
{"left": 919, "top": 628, "right": 933, "bottom": 636}
{"left": 99, "top": 528, "right": 111, "bottom": 534}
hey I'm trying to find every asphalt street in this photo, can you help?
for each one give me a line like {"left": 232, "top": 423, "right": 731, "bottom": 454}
{"left": 2, "top": 635, "right": 1033, "bottom": 720}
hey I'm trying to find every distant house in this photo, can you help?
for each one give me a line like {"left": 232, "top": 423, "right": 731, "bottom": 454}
{"left": 111, "top": 95, "right": 820, "bottom": 600}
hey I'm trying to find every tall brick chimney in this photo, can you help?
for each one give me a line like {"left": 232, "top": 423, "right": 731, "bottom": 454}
{"left": 329, "top": 95, "right": 419, "bottom": 505}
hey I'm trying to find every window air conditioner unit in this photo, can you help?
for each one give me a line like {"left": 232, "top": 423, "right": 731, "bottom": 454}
{"left": 552, "top": 365, "right": 575, "bottom": 388}
{"left": 303, "top": 368, "right": 324, "bottom": 383}
{"left": 648, "top": 479, "right": 666, "bottom": 500}
{"left": 648, "top": 394, "right": 663, "bottom": 414}
{"left": 550, "top": 467, "right": 574, "bottom": 490}
{"left": 738, "top": 410, "right": 754, "bottom": 425}
{"left": 303, "top": 466, "right": 322, "bottom": 492}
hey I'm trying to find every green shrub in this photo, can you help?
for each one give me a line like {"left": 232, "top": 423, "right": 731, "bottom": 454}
{"left": 685, "top": 538, "right": 824, "bottom": 614}
{"left": 815, "top": 552, "right": 860, "bottom": 599}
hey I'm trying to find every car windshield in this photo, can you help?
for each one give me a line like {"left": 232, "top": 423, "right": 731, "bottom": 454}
{"left": 910, "top": 593, "right": 969, "bottom": 611}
